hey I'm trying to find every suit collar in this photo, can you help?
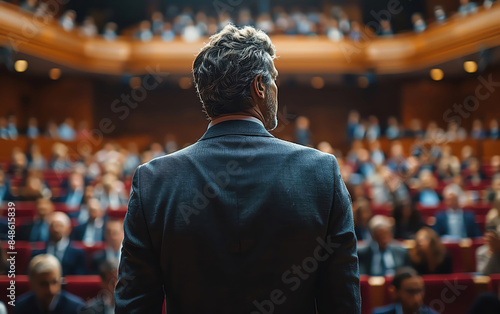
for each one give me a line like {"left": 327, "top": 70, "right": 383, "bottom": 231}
{"left": 198, "top": 119, "right": 274, "bottom": 142}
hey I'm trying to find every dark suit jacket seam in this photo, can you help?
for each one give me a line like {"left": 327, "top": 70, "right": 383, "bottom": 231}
{"left": 136, "top": 165, "right": 162, "bottom": 269}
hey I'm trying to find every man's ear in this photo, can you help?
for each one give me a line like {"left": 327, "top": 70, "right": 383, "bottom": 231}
{"left": 252, "top": 75, "right": 265, "bottom": 99}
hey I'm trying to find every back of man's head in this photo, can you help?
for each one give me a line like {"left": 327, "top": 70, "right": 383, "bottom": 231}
{"left": 192, "top": 24, "right": 276, "bottom": 119}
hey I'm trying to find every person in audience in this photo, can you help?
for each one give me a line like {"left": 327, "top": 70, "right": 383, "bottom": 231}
{"left": 467, "top": 292, "right": 500, "bottom": 314}
{"left": 66, "top": 184, "right": 94, "bottom": 224}
{"left": 464, "top": 157, "right": 485, "bottom": 187}
{"left": 26, "top": 117, "right": 40, "bottom": 139}
{"left": 490, "top": 155, "right": 500, "bottom": 177}
{"left": 358, "top": 215, "right": 411, "bottom": 276}
{"left": 349, "top": 21, "right": 362, "bottom": 42}
{"left": 0, "top": 168, "right": 14, "bottom": 205}
{"left": 59, "top": 10, "right": 76, "bottom": 31}
{"left": 470, "top": 118, "right": 486, "bottom": 139}
{"left": 70, "top": 198, "right": 106, "bottom": 245}
{"left": 94, "top": 173, "right": 127, "bottom": 210}
{"left": 136, "top": 20, "right": 153, "bottom": 42}
{"left": 412, "top": 13, "right": 426, "bottom": 33}
{"left": 0, "top": 117, "right": 8, "bottom": 140}
{"left": 27, "top": 143, "right": 46, "bottom": 171}
{"left": 373, "top": 267, "right": 438, "bottom": 314}
{"left": 19, "top": 197, "right": 53, "bottom": 242}
{"left": 103, "top": 22, "right": 118, "bottom": 41}
{"left": 31, "top": 212, "right": 86, "bottom": 276}
{"left": 81, "top": 260, "right": 118, "bottom": 314}
{"left": 434, "top": 5, "right": 447, "bottom": 24}
{"left": 326, "top": 19, "right": 343, "bottom": 42}
{"left": 6, "top": 114, "right": 18, "bottom": 139}
{"left": 16, "top": 254, "right": 84, "bottom": 314}
{"left": 151, "top": 11, "right": 164, "bottom": 35}
{"left": 45, "top": 120, "right": 59, "bottom": 139}
{"left": 379, "top": 19, "right": 394, "bottom": 37}
{"left": 393, "top": 201, "right": 425, "bottom": 240}
{"left": 354, "top": 198, "right": 373, "bottom": 241}
{"left": 79, "top": 16, "right": 98, "bottom": 38}
{"left": 294, "top": 116, "right": 312, "bottom": 146}
{"left": 386, "top": 116, "right": 400, "bottom": 140}
{"left": 356, "top": 149, "right": 376, "bottom": 179}
{"left": 366, "top": 115, "right": 380, "bottom": 142}
{"left": 58, "top": 118, "right": 76, "bottom": 141}
{"left": 57, "top": 171, "right": 85, "bottom": 209}
{"left": 489, "top": 118, "right": 499, "bottom": 139}
{"left": 458, "top": 0, "right": 479, "bottom": 16}
{"left": 161, "top": 22, "right": 175, "bottom": 41}
{"left": 410, "top": 227, "right": 453, "bottom": 274}
{"left": 49, "top": 142, "right": 72, "bottom": 171}
{"left": 369, "top": 140, "right": 385, "bottom": 166}
{"left": 409, "top": 119, "right": 425, "bottom": 138}
{"left": 9, "top": 149, "right": 28, "bottom": 179}
{"left": 90, "top": 219, "right": 123, "bottom": 274}
{"left": 347, "top": 110, "right": 360, "bottom": 143}
{"left": 433, "top": 184, "right": 481, "bottom": 239}
{"left": 18, "top": 171, "right": 51, "bottom": 201}
{"left": 387, "top": 141, "right": 406, "bottom": 172}
{"left": 412, "top": 170, "right": 441, "bottom": 207}
{"left": 95, "top": 142, "right": 121, "bottom": 165}
{"left": 476, "top": 228, "right": 500, "bottom": 274}
{"left": 487, "top": 174, "right": 500, "bottom": 203}
{"left": 446, "top": 121, "right": 467, "bottom": 142}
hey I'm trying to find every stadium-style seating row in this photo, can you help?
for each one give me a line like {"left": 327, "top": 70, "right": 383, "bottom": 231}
{"left": 0, "top": 273, "right": 494, "bottom": 314}
{"left": 360, "top": 273, "right": 498, "bottom": 314}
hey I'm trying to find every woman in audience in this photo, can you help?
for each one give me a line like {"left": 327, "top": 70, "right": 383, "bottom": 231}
{"left": 476, "top": 201, "right": 500, "bottom": 275}
{"left": 393, "top": 201, "right": 425, "bottom": 240}
{"left": 410, "top": 227, "right": 453, "bottom": 275}
{"left": 354, "top": 198, "right": 373, "bottom": 241}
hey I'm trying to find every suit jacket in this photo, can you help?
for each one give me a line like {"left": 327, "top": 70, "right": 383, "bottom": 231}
{"left": 115, "top": 119, "right": 360, "bottom": 314}
{"left": 18, "top": 219, "right": 49, "bottom": 242}
{"left": 358, "top": 243, "right": 410, "bottom": 276}
{"left": 32, "top": 242, "right": 86, "bottom": 276}
{"left": 70, "top": 220, "right": 106, "bottom": 242}
{"left": 433, "top": 210, "right": 481, "bottom": 238}
{"left": 15, "top": 290, "right": 84, "bottom": 314}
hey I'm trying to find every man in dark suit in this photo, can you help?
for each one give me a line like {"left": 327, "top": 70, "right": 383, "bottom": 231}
{"left": 358, "top": 215, "right": 411, "bottom": 276}
{"left": 16, "top": 254, "right": 84, "bottom": 314}
{"left": 90, "top": 219, "right": 123, "bottom": 274}
{"left": 18, "top": 197, "right": 54, "bottom": 242}
{"left": 56, "top": 171, "right": 85, "bottom": 209}
{"left": 81, "top": 260, "right": 118, "bottom": 314}
{"left": 70, "top": 198, "right": 106, "bottom": 245}
{"left": 373, "top": 267, "right": 438, "bottom": 314}
{"left": 115, "top": 24, "right": 360, "bottom": 314}
{"left": 31, "top": 212, "right": 86, "bottom": 276}
{"left": 433, "top": 184, "right": 481, "bottom": 239}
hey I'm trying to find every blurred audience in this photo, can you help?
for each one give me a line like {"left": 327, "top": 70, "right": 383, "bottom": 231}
{"left": 17, "top": 254, "right": 84, "bottom": 313}
{"left": 410, "top": 227, "right": 453, "bottom": 274}
{"left": 358, "top": 215, "right": 411, "bottom": 276}
{"left": 373, "top": 267, "right": 438, "bottom": 314}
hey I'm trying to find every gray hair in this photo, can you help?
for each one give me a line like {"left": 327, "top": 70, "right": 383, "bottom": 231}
{"left": 192, "top": 24, "right": 276, "bottom": 119}
{"left": 28, "top": 254, "right": 62, "bottom": 278}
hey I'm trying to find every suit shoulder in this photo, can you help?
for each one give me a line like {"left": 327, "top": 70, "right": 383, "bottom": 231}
{"left": 61, "top": 290, "right": 85, "bottom": 306}
{"left": 269, "top": 138, "right": 339, "bottom": 163}
{"left": 373, "top": 303, "right": 396, "bottom": 314}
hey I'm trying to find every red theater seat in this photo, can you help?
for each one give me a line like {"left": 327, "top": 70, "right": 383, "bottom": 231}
{"left": 422, "top": 274, "right": 478, "bottom": 314}
{"left": 490, "top": 274, "right": 500, "bottom": 296}
{"left": 64, "top": 275, "right": 102, "bottom": 301}
{"left": 360, "top": 275, "right": 371, "bottom": 314}
{"left": 1, "top": 241, "right": 33, "bottom": 275}
{"left": 443, "top": 242, "right": 464, "bottom": 273}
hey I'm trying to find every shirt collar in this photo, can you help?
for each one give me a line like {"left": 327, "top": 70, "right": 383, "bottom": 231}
{"left": 51, "top": 236, "right": 70, "bottom": 251}
{"left": 208, "top": 115, "right": 264, "bottom": 129}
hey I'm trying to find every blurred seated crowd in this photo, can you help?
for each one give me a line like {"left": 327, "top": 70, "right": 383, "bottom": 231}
{"left": 0, "top": 112, "right": 500, "bottom": 312}
{"left": 0, "top": 0, "right": 497, "bottom": 43}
